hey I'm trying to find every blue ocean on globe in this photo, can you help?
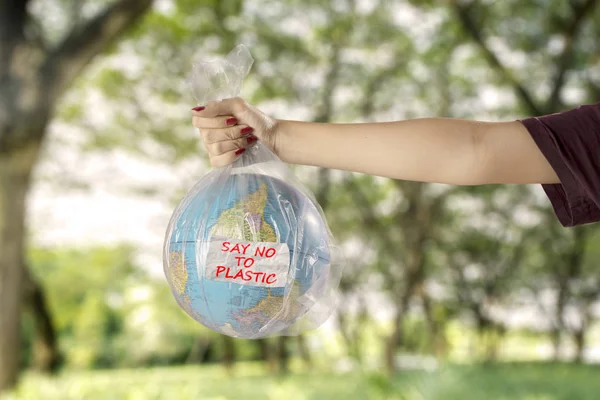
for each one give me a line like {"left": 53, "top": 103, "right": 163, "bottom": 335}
{"left": 164, "top": 172, "right": 331, "bottom": 338}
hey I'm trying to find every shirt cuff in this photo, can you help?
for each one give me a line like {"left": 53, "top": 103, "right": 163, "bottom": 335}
{"left": 519, "top": 118, "right": 600, "bottom": 227}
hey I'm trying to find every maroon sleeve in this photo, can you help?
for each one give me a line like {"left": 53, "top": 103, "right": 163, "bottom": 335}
{"left": 519, "top": 102, "right": 600, "bottom": 227}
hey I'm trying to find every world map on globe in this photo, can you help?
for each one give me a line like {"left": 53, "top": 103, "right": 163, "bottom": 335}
{"left": 164, "top": 173, "right": 331, "bottom": 338}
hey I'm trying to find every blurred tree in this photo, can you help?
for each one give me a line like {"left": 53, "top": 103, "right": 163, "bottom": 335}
{"left": 567, "top": 227, "right": 600, "bottom": 362}
{"left": 334, "top": 29, "right": 462, "bottom": 372}
{"left": 442, "top": 188, "right": 535, "bottom": 362}
{"left": 447, "top": 0, "right": 600, "bottom": 363}
{"left": 527, "top": 218, "right": 600, "bottom": 362}
{"left": 0, "top": 0, "right": 152, "bottom": 390}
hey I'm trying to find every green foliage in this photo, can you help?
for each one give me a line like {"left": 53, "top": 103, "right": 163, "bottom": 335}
{"left": 69, "top": 293, "right": 114, "bottom": 368}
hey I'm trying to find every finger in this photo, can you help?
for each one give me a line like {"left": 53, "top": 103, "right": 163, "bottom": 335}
{"left": 201, "top": 125, "right": 254, "bottom": 144}
{"left": 209, "top": 147, "right": 246, "bottom": 168}
{"left": 193, "top": 115, "right": 239, "bottom": 129}
{"left": 207, "top": 137, "right": 252, "bottom": 156}
{"left": 191, "top": 97, "right": 247, "bottom": 118}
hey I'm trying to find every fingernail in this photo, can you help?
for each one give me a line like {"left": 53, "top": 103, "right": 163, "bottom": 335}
{"left": 192, "top": 106, "right": 205, "bottom": 111}
{"left": 235, "top": 148, "right": 246, "bottom": 156}
{"left": 241, "top": 127, "right": 254, "bottom": 135}
{"left": 226, "top": 118, "right": 238, "bottom": 126}
{"left": 247, "top": 136, "right": 258, "bottom": 144}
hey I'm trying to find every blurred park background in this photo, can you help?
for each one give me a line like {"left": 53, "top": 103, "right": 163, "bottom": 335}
{"left": 1, "top": 0, "right": 600, "bottom": 399}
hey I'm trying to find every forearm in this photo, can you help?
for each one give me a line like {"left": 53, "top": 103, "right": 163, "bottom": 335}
{"left": 276, "top": 118, "right": 487, "bottom": 185}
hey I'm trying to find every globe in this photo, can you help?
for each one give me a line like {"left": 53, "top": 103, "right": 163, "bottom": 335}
{"left": 163, "top": 172, "right": 331, "bottom": 338}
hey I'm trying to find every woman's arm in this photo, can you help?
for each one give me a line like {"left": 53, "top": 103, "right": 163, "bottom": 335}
{"left": 275, "top": 118, "right": 559, "bottom": 185}
{"left": 191, "top": 98, "right": 559, "bottom": 185}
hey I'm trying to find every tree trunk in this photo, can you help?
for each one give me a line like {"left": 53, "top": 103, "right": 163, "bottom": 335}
{"left": 352, "top": 301, "right": 369, "bottom": 363}
{"left": 385, "top": 278, "right": 423, "bottom": 373}
{"left": 385, "top": 267, "right": 424, "bottom": 373}
{"left": 484, "top": 325, "right": 504, "bottom": 364}
{"left": 473, "top": 309, "right": 491, "bottom": 363}
{"left": 186, "top": 336, "right": 211, "bottom": 364}
{"left": 385, "top": 309, "right": 404, "bottom": 374}
{"left": 276, "top": 336, "right": 289, "bottom": 375}
{"left": 296, "top": 334, "right": 311, "bottom": 368}
{"left": 22, "top": 267, "right": 60, "bottom": 372}
{"left": 553, "top": 282, "right": 568, "bottom": 361}
{"left": 337, "top": 309, "right": 362, "bottom": 362}
{"left": 551, "top": 327, "right": 562, "bottom": 361}
{"left": 422, "top": 293, "right": 447, "bottom": 359}
{"left": 222, "top": 336, "right": 235, "bottom": 372}
{"left": 257, "top": 339, "right": 277, "bottom": 373}
{"left": 337, "top": 310, "right": 353, "bottom": 355}
{"left": 0, "top": 152, "right": 33, "bottom": 391}
{"left": 573, "top": 328, "right": 586, "bottom": 364}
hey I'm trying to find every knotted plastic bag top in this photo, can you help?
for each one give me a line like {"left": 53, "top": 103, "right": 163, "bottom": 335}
{"left": 188, "top": 44, "right": 253, "bottom": 105}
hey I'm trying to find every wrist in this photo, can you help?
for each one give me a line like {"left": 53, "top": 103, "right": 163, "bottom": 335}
{"left": 272, "top": 119, "right": 291, "bottom": 162}
{"left": 272, "top": 119, "right": 330, "bottom": 166}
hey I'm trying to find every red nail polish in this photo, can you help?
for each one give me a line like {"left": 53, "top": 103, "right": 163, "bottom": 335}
{"left": 226, "top": 118, "right": 238, "bottom": 126}
{"left": 247, "top": 136, "right": 258, "bottom": 144}
{"left": 192, "top": 106, "right": 205, "bottom": 111}
{"left": 241, "top": 127, "right": 254, "bottom": 135}
{"left": 235, "top": 148, "right": 246, "bottom": 156}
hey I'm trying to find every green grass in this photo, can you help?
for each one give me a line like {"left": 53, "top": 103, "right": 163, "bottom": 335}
{"left": 3, "top": 362, "right": 600, "bottom": 400}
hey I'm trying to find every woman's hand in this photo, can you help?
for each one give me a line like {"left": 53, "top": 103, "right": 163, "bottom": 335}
{"left": 191, "top": 97, "right": 279, "bottom": 167}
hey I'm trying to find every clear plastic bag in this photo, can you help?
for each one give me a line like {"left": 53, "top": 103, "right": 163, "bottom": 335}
{"left": 163, "top": 45, "right": 343, "bottom": 339}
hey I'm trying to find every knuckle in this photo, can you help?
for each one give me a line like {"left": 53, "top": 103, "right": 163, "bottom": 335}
{"left": 213, "top": 140, "right": 237, "bottom": 155}
{"left": 205, "top": 101, "right": 220, "bottom": 117}
{"left": 209, "top": 142, "right": 224, "bottom": 155}
{"left": 226, "top": 126, "right": 241, "bottom": 139}
{"left": 206, "top": 100, "right": 219, "bottom": 109}
{"left": 201, "top": 129, "right": 214, "bottom": 143}
{"left": 230, "top": 97, "right": 247, "bottom": 113}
